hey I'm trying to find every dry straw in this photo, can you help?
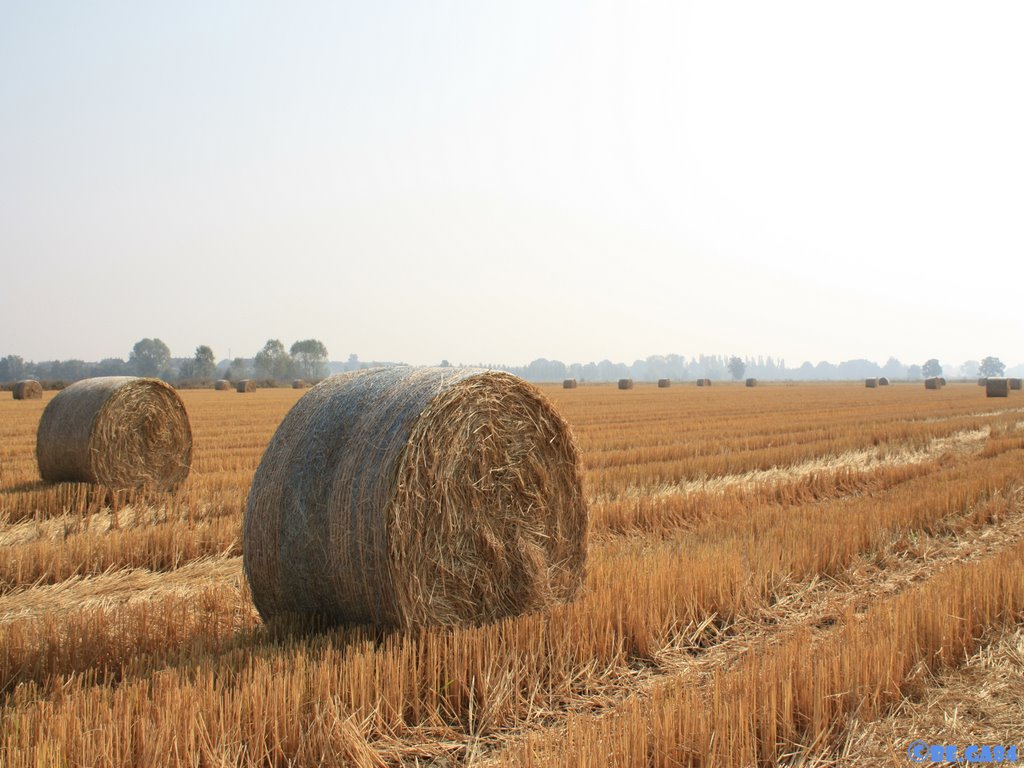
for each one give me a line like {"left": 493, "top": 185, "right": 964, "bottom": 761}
{"left": 292, "top": 379, "right": 307, "bottom": 389}
{"left": 745, "top": 378, "right": 757, "bottom": 387}
{"left": 657, "top": 379, "right": 671, "bottom": 388}
{"left": 243, "top": 367, "right": 588, "bottom": 629}
{"left": 865, "top": 378, "right": 878, "bottom": 388}
{"left": 986, "top": 377, "right": 1010, "bottom": 398}
{"left": 12, "top": 380, "right": 42, "bottom": 400}
{"left": 562, "top": 379, "right": 578, "bottom": 389}
{"left": 214, "top": 379, "right": 231, "bottom": 391}
{"left": 236, "top": 379, "right": 256, "bottom": 393}
{"left": 35, "top": 376, "right": 192, "bottom": 489}
{"left": 617, "top": 378, "right": 633, "bottom": 390}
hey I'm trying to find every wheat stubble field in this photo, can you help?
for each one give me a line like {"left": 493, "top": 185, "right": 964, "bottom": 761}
{"left": 1, "top": 382, "right": 1022, "bottom": 767}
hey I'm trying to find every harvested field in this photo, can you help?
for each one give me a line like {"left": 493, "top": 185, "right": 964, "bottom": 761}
{"left": 1, "top": 383, "right": 1023, "bottom": 766}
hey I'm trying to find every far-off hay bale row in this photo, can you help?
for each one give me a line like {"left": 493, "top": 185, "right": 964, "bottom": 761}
{"left": 657, "top": 379, "right": 671, "bottom": 388}
{"left": 12, "top": 380, "right": 42, "bottom": 400}
{"left": 214, "top": 379, "right": 232, "bottom": 391}
{"left": 562, "top": 379, "right": 578, "bottom": 389}
{"left": 243, "top": 367, "right": 587, "bottom": 629}
{"left": 236, "top": 379, "right": 256, "bottom": 393}
{"left": 618, "top": 378, "right": 633, "bottom": 390}
{"left": 986, "top": 378, "right": 1010, "bottom": 398}
{"left": 36, "top": 376, "right": 192, "bottom": 489}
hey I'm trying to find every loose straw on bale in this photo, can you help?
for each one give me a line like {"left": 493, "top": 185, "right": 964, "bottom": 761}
{"left": 986, "top": 377, "right": 1009, "bottom": 398}
{"left": 36, "top": 376, "right": 192, "bottom": 489}
{"left": 562, "top": 379, "right": 578, "bottom": 389}
{"left": 617, "top": 378, "right": 633, "bottom": 390}
{"left": 236, "top": 379, "right": 256, "bottom": 393}
{"left": 214, "top": 379, "right": 231, "bottom": 391}
{"left": 243, "top": 367, "right": 588, "bottom": 629}
{"left": 12, "top": 380, "right": 42, "bottom": 400}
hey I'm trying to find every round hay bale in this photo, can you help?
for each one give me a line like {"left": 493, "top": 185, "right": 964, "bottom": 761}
{"left": 878, "top": 377, "right": 890, "bottom": 386}
{"left": 938, "top": 377, "right": 946, "bottom": 387}
{"left": 986, "top": 377, "right": 1009, "bottom": 398}
{"left": 214, "top": 379, "right": 231, "bottom": 391}
{"left": 12, "top": 380, "right": 42, "bottom": 400}
{"left": 292, "top": 379, "right": 307, "bottom": 389}
{"left": 865, "top": 378, "right": 878, "bottom": 388}
{"left": 617, "top": 378, "right": 633, "bottom": 390}
{"left": 562, "top": 379, "right": 578, "bottom": 389}
{"left": 745, "top": 378, "right": 757, "bottom": 388}
{"left": 925, "top": 377, "right": 942, "bottom": 390}
{"left": 657, "top": 378, "right": 671, "bottom": 388}
{"left": 1010, "top": 378, "right": 1023, "bottom": 391}
{"left": 36, "top": 376, "right": 192, "bottom": 489}
{"left": 236, "top": 379, "right": 256, "bottom": 393}
{"left": 243, "top": 367, "right": 587, "bottom": 629}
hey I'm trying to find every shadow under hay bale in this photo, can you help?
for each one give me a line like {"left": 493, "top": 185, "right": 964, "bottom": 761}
{"left": 12, "top": 380, "right": 42, "bottom": 400}
{"left": 35, "top": 376, "right": 192, "bottom": 489}
{"left": 657, "top": 379, "right": 671, "bottom": 388}
{"left": 214, "top": 379, "right": 231, "bottom": 391}
{"left": 617, "top": 378, "right": 633, "bottom": 390}
{"left": 986, "top": 378, "right": 1009, "bottom": 398}
{"left": 236, "top": 379, "right": 256, "bottom": 393}
{"left": 562, "top": 379, "right": 578, "bottom": 389}
{"left": 243, "top": 367, "right": 588, "bottom": 630}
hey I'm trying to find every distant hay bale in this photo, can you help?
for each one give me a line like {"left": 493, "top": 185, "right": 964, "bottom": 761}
{"left": 292, "top": 379, "right": 307, "bottom": 389}
{"left": 657, "top": 378, "right": 671, "bottom": 388}
{"left": 214, "top": 379, "right": 231, "bottom": 391}
{"left": 696, "top": 379, "right": 711, "bottom": 387}
{"left": 12, "top": 380, "right": 42, "bottom": 400}
{"left": 617, "top": 378, "right": 633, "bottom": 390}
{"left": 938, "top": 377, "right": 946, "bottom": 387}
{"left": 745, "top": 378, "right": 757, "bottom": 388}
{"left": 236, "top": 379, "right": 256, "bottom": 393}
{"left": 878, "top": 377, "right": 890, "bottom": 386}
{"left": 924, "top": 377, "right": 942, "bottom": 390}
{"left": 865, "top": 378, "right": 878, "bottom": 388}
{"left": 986, "top": 377, "right": 1009, "bottom": 398}
{"left": 35, "top": 376, "right": 192, "bottom": 489}
{"left": 562, "top": 379, "right": 578, "bottom": 389}
{"left": 977, "top": 378, "right": 987, "bottom": 386}
{"left": 243, "top": 367, "right": 587, "bottom": 629}
{"left": 1010, "top": 378, "right": 1023, "bottom": 391}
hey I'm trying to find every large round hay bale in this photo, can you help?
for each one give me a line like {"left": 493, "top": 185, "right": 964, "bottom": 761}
{"left": 925, "top": 377, "right": 944, "bottom": 390}
{"left": 986, "top": 377, "right": 1009, "bottom": 398}
{"left": 12, "top": 380, "right": 42, "bottom": 400}
{"left": 236, "top": 379, "right": 256, "bottom": 393}
{"left": 35, "top": 377, "right": 192, "bottom": 489}
{"left": 1010, "top": 378, "right": 1023, "bottom": 391}
{"left": 878, "top": 377, "right": 890, "bottom": 386}
{"left": 292, "top": 379, "right": 307, "bottom": 389}
{"left": 562, "top": 378, "right": 578, "bottom": 389}
{"left": 214, "top": 379, "right": 231, "bottom": 391}
{"left": 617, "top": 378, "right": 633, "bottom": 390}
{"left": 745, "top": 378, "right": 757, "bottom": 388}
{"left": 865, "top": 378, "right": 878, "bottom": 388}
{"left": 243, "top": 367, "right": 587, "bottom": 629}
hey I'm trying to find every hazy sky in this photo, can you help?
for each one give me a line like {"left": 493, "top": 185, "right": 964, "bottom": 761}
{"left": 2, "top": 2, "right": 1022, "bottom": 367}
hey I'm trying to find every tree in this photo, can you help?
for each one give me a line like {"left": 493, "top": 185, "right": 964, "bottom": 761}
{"left": 226, "top": 357, "right": 250, "bottom": 381}
{"left": 727, "top": 356, "right": 746, "bottom": 381}
{"left": 0, "top": 355, "right": 25, "bottom": 382}
{"left": 193, "top": 346, "right": 216, "bottom": 380}
{"left": 130, "top": 338, "right": 171, "bottom": 377}
{"left": 254, "top": 339, "right": 293, "bottom": 381}
{"left": 979, "top": 356, "right": 1005, "bottom": 378}
{"left": 290, "top": 339, "right": 328, "bottom": 380}
{"left": 921, "top": 359, "right": 943, "bottom": 378}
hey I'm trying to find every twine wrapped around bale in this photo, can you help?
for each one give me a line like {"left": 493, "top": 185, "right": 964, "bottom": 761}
{"left": 657, "top": 379, "right": 671, "bottom": 388}
{"left": 865, "top": 378, "right": 878, "bottom": 388}
{"left": 243, "top": 367, "right": 588, "bottom": 629}
{"left": 12, "top": 380, "right": 42, "bottom": 400}
{"left": 986, "top": 378, "right": 1009, "bottom": 398}
{"left": 236, "top": 379, "right": 256, "bottom": 393}
{"left": 214, "top": 379, "right": 232, "bottom": 391}
{"left": 36, "top": 376, "right": 192, "bottom": 489}
{"left": 562, "top": 379, "right": 578, "bottom": 389}
{"left": 617, "top": 378, "right": 633, "bottom": 390}
{"left": 292, "top": 379, "right": 307, "bottom": 389}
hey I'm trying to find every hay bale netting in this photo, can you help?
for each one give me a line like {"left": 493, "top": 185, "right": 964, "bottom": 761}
{"left": 878, "top": 377, "right": 890, "bottom": 386}
{"left": 35, "top": 376, "right": 192, "bottom": 489}
{"left": 617, "top": 378, "right": 633, "bottom": 390}
{"left": 292, "top": 379, "right": 307, "bottom": 389}
{"left": 243, "top": 367, "right": 587, "bottom": 629}
{"left": 986, "top": 377, "right": 1010, "bottom": 398}
{"left": 865, "top": 378, "right": 878, "bottom": 388}
{"left": 562, "top": 378, "right": 578, "bottom": 389}
{"left": 236, "top": 379, "right": 256, "bottom": 393}
{"left": 745, "top": 378, "right": 757, "bottom": 388}
{"left": 657, "top": 378, "right": 671, "bottom": 388}
{"left": 1010, "top": 378, "right": 1023, "bottom": 391}
{"left": 12, "top": 380, "right": 42, "bottom": 400}
{"left": 214, "top": 379, "right": 232, "bottom": 391}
